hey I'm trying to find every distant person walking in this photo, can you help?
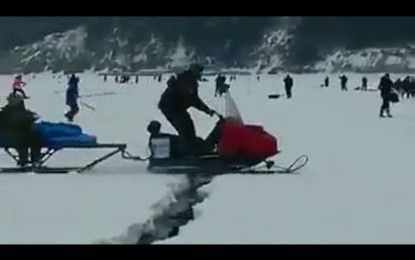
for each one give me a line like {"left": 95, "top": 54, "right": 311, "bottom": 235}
{"left": 64, "top": 74, "right": 80, "bottom": 122}
{"left": 339, "top": 75, "right": 348, "bottom": 91}
{"left": 361, "top": 77, "right": 368, "bottom": 91}
{"left": 324, "top": 76, "right": 329, "bottom": 87}
{"left": 283, "top": 74, "right": 294, "bottom": 98}
{"left": 378, "top": 73, "right": 394, "bottom": 118}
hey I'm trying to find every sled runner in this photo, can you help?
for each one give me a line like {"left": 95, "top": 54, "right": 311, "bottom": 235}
{"left": 0, "top": 143, "right": 127, "bottom": 174}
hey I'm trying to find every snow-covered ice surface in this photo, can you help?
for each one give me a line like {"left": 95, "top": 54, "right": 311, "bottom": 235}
{"left": 2, "top": 72, "right": 415, "bottom": 244}
{"left": 159, "top": 73, "right": 415, "bottom": 244}
{"left": 0, "top": 174, "right": 185, "bottom": 244}
{"left": 0, "top": 72, "right": 186, "bottom": 244}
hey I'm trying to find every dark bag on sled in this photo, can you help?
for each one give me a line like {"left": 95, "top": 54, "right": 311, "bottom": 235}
{"left": 389, "top": 91, "right": 399, "bottom": 103}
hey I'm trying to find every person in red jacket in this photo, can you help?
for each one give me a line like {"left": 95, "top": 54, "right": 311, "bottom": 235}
{"left": 12, "top": 75, "right": 28, "bottom": 98}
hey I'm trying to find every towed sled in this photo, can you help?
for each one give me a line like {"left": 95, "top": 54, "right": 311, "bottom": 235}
{"left": 124, "top": 92, "right": 309, "bottom": 175}
{"left": 0, "top": 121, "right": 127, "bottom": 174}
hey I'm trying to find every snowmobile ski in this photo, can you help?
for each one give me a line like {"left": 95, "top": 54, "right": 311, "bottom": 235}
{"left": 145, "top": 154, "right": 308, "bottom": 175}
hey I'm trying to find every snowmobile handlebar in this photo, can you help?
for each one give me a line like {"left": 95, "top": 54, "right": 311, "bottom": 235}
{"left": 212, "top": 110, "right": 224, "bottom": 120}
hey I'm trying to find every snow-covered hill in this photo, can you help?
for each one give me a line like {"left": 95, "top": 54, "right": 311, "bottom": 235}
{"left": 250, "top": 29, "right": 292, "bottom": 73}
{"left": 10, "top": 27, "right": 91, "bottom": 73}
{"left": 2, "top": 27, "right": 197, "bottom": 74}
{"left": 313, "top": 46, "right": 415, "bottom": 73}
{"left": 3, "top": 17, "right": 415, "bottom": 74}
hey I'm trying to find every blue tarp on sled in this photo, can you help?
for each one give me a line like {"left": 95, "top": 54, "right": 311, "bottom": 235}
{"left": 33, "top": 121, "right": 97, "bottom": 148}
{"left": 0, "top": 122, "right": 97, "bottom": 148}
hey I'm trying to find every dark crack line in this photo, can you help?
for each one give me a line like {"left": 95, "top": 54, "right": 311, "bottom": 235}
{"left": 136, "top": 174, "right": 215, "bottom": 244}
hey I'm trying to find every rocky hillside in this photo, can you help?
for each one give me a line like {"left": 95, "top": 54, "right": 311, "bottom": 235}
{"left": 312, "top": 46, "right": 415, "bottom": 73}
{"left": 1, "top": 17, "right": 415, "bottom": 74}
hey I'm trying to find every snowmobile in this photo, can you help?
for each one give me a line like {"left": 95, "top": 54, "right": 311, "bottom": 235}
{"left": 143, "top": 142, "right": 308, "bottom": 175}
{"left": 123, "top": 92, "right": 308, "bottom": 175}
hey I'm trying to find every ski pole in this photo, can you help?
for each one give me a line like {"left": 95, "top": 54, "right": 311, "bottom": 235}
{"left": 80, "top": 100, "right": 96, "bottom": 111}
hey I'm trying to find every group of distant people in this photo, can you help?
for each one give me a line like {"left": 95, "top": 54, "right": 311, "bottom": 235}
{"left": 323, "top": 73, "right": 415, "bottom": 117}
{"left": 376, "top": 73, "right": 415, "bottom": 117}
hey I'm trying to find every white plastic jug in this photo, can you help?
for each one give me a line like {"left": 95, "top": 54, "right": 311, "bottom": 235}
{"left": 150, "top": 137, "right": 171, "bottom": 159}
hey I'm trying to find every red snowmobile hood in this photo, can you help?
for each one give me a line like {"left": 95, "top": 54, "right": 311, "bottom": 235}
{"left": 218, "top": 118, "right": 279, "bottom": 160}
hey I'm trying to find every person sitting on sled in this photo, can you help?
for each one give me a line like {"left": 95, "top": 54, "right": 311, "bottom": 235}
{"left": 0, "top": 93, "right": 42, "bottom": 167}
{"left": 12, "top": 75, "right": 29, "bottom": 99}
{"left": 158, "top": 64, "right": 218, "bottom": 155}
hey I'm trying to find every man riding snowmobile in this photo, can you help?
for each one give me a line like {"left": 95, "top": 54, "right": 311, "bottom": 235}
{"left": 144, "top": 82, "right": 308, "bottom": 174}
{"left": 158, "top": 63, "right": 217, "bottom": 155}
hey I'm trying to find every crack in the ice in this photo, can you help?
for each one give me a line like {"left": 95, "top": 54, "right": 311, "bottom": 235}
{"left": 136, "top": 174, "right": 214, "bottom": 244}
{"left": 97, "top": 174, "right": 214, "bottom": 244}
